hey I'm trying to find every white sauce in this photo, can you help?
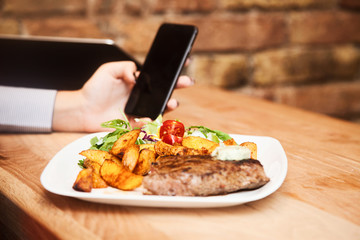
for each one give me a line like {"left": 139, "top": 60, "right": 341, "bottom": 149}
{"left": 211, "top": 145, "right": 251, "bottom": 161}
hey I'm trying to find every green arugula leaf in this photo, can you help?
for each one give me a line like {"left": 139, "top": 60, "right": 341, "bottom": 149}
{"left": 100, "top": 119, "right": 131, "bottom": 130}
{"left": 90, "top": 128, "right": 130, "bottom": 151}
{"left": 187, "top": 126, "right": 232, "bottom": 142}
{"left": 91, "top": 113, "right": 133, "bottom": 151}
{"left": 78, "top": 159, "right": 85, "bottom": 169}
{"left": 90, "top": 136, "right": 99, "bottom": 146}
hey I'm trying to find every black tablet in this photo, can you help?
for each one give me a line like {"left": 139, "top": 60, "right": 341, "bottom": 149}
{"left": 0, "top": 35, "right": 141, "bottom": 90}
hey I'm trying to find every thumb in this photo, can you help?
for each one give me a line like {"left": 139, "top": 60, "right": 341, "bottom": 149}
{"left": 108, "top": 61, "right": 137, "bottom": 84}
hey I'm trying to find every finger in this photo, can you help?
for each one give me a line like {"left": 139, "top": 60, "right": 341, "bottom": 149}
{"left": 176, "top": 76, "right": 194, "bottom": 89}
{"left": 129, "top": 117, "right": 152, "bottom": 128}
{"left": 135, "top": 71, "right": 140, "bottom": 78}
{"left": 165, "top": 99, "right": 179, "bottom": 112}
{"left": 106, "top": 61, "right": 137, "bottom": 84}
{"left": 184, "top": 57, "right": 191, "bottom": 67}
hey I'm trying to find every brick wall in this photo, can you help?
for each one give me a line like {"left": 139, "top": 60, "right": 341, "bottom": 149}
{"left": 1, "top": 0, "right": 360, "bottom": 122}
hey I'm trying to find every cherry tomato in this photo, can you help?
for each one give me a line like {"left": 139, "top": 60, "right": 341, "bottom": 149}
{"left": 161, "top": 134, "right": 183, "bottom": 145}
{"left": 159, "top": 120, "right": 185, "bottom": 138}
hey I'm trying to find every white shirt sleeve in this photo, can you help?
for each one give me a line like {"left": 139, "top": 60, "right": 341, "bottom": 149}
{"left": 0, "top": 86, "right": 57, "bottom": 132}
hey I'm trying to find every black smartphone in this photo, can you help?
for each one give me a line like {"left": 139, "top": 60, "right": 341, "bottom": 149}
{"left": 125, "top": 23, "right": 198, "bottom": 120}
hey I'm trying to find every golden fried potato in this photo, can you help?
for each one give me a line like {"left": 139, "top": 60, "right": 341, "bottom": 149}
{"left": 154, "top": 140, "right": 173, "bottom": 156}
{"left": 240, "top": 142, "right": 257, "bottom": 159}
{"left": 110, "top": 129, "right": 141, "bottom": 158}
{"left": 223, "top": 138, "right": 237, "bottom": 146}
{"left": 122, "top": 144, "right": 140, "bottom": 172}
{"left": 133, "top": 149, "right": 155, "bottom": 175}
{"left": 73, "top": 168, "right": 93, "bottom": 192}
{"left": 154, "top": 140, "right": 185, "bottom": 156}
{"left": 92, "top": 172, "right": 108, "bottom": 188}
{"left": 80, "top": 149, "right": 121, "bottom": 166}
{"left": 154, "top": 140, "right": 204, "bottom": 156}
{"left": 139, "top": 143, "right": 155, "bottom": 152}
{"left": 83, "top": 159, "right": 101, "bottom": 173}
{"left": 182, "top": 136, "right": 219, "bottom": 153}
{"left": 170, "top": 145, "right": 196, "bottom": 155}
{"left": 100, "top": 160, "right": 143, "bottom": 191}
{"left": 83, "top": 159, "right": 108, "bottom": 188}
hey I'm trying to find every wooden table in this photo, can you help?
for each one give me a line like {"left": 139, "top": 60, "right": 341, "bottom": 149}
{"left": 1, "top": 86, "right": 360, "bottom": 239}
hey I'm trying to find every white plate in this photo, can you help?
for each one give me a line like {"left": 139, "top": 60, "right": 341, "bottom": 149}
{"left": 41, "top": 133, "right": 287, "bottom": 208}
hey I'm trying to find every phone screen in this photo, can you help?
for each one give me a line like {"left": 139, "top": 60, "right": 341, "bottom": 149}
{"left": 125, "top": 23, "right": 198, "bottom": 120}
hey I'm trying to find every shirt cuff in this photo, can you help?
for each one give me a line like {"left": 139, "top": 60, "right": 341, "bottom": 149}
{"left": 0, "top": 86, "right": 57, "bottom": 133}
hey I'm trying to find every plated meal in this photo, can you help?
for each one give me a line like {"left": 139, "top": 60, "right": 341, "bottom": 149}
{"left": 72, "top": 115, "right": 270, "bottom": 197}
{"left": 41, "top": 127, "right": 287, "bottom": 207}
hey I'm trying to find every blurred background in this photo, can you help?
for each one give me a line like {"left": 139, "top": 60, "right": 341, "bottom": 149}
{"left": 0, "top": 0, "right": 359, "bottom": 123}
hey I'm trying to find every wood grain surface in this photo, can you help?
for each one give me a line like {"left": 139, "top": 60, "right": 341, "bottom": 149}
{"left": 1, "top": 86, "right": 360, "bottom": 240}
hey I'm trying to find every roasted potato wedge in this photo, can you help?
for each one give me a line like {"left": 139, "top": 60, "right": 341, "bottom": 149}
{"left": 122, "top": 144, "right": 140, "bottom": 172}
{"left": 154, "top": 140, "right": 173, "bottom": 156}
{"left": 83, "top": 159, "right": 101, "bottom": 173}
{"left": 182, "top": 136, "right": 219, "bottom": 153}
{"left": 100, "top": 160, "right": 143, "bottom": 191}
{"left": 80, "top": 149, "right": 121, "bottom": 166}
{"left": 170, "top": 145, "right": 201, "bottom": 155}
{"left": 223, "top": 138, "right": 237, "bottom": 146}
{"left": 155, "top": 140, "right": 204, "bottom": 156}
{"left": 83, "top": 159, "right": 108, "bottom": 188}
{"left": 110, "top": 129, "right": 141, "bottom": 158}
{"left": 155, "top": 141, "right": 187, "bottom": 156}
{"left": 240, "top": 142, "right": 257, "bottom": 159}
{"left": 73, "top": 168, "right": 93, "bottom": 192}
{"left": 92, "top": 172, "right": 108, "bottom": 188}
{"left": 170, "top": 145, "right": 188, "bottom": 155}
{"left": 133, "top": 149, "right": 155, "bottom": 175}
{"left": 139, "top": 144, "right": 155, "bottom": 152}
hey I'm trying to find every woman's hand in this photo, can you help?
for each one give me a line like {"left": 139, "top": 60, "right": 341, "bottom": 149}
{"left": 52, "top": 61, "right": 193, "bottom": 132}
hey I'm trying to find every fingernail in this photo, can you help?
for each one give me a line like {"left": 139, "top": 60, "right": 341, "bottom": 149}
{"left": 190, "top": 77, "right": 195, "bottom": 85}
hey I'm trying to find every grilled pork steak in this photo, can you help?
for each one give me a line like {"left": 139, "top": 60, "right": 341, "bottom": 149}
{"left": 142, "top": 155, "right": 270, "bottom": 196}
